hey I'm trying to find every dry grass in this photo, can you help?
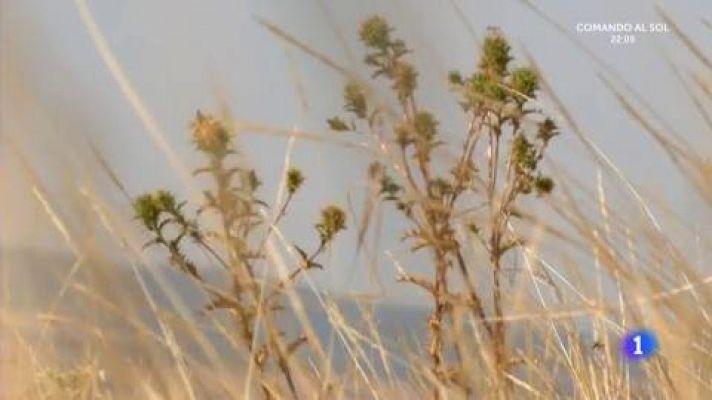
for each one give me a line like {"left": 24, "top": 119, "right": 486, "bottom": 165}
{"left": 1, "top": 2, "right": 710, "bottom": 399}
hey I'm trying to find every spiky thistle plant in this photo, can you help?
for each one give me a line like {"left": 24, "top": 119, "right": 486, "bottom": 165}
{"left": 328, "top": 17, "right": 558, "bottom": 395}
{"left": 133, "top": 111, "right": 346, "bottom": 399}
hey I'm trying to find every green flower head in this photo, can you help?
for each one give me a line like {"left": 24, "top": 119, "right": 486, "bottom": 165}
{"left": 286, "top": 168, "right": 305, "bottom": 195}
{"left": 535, "top": 175, "right": 555, "bottom": 195}
{"left": 413, "top": 111, "right": 438, "bottom": 142}
{"left": 344, "top": 81, "right": 368, "bottom": 119}
{"left": 359, "top": 15, "right": 391, "bottom": 49}
{"left": 316, "top": 205, "right": 347, "bottom": 243}
{"left": 537, "top": 118, "right": 559, "bottom": 144}
{"left": 133, "top": 190, "right": 177, "bottom": 228}
{"left": 447, "top": 70, "right": 463, "bottom": 86}
{"left": 134, "top": 193, "right": 161, "bottom": 228}
{"left": 154, "top": 190, "right": 177, "bottom": 211}
{"left": 479, "top": 31, "right": 512, "bottom": 78}
{"left": 510, "top": 67, "right": 539, "bottom": 99}
{"left": 191, "top": 111, "right": 231, "bottom": 155}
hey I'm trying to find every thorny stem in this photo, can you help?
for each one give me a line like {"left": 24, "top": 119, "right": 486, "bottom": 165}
{"left": 269, "top": 240, "right": 327, "bottom": 299}
{"left": 209, "top": 154, "right": 303, "bottom": 399}
{"left": 397, "top": 92, "right": 451, "bottom": 383}
{"left": 486, "top": 112, "right": 509, "bottom": 386}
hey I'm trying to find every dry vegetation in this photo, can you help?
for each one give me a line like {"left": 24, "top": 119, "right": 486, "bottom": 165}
{"left": 2, "top": 5, "right": 711, "bottom": 400}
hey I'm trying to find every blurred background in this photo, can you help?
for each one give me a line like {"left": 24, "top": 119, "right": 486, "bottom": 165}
{"left": 1, "top": 0, "right": 710, "bottom": 300}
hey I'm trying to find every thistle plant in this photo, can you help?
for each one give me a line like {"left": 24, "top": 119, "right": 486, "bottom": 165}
{"left": 133, "top": 190, "right": 201, "bottom": 279}
{"left": 133, "top": 111, "right": 346, "bottom": 399}
{"left": 328, "top": 17, "right": 558, "bottom": 395}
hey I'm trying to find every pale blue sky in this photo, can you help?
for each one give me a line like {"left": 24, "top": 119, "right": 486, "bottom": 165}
{"left": 1, "top": 0, "right": 710, "bottom": 299}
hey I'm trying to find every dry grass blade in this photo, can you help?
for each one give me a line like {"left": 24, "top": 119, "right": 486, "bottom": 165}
{"left": 255, "top": 16, "right": 353, "bottom": 77}
{"left": 656, "top": 6, "right": 712, "bottom": 70}
{"left": 73, "top": 0, "right": 196, "bottom": 195}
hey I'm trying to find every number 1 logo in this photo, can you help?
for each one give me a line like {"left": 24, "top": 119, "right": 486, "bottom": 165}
{"left": 621, "top": 329, "right": 658, "bottom": 361}
{"left": 633, "top": 334, "right": 644, "bottom": 355}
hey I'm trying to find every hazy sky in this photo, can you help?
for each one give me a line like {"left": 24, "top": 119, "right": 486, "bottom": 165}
{"left": 1, "top": 0, "right": 710, "bottom": 299}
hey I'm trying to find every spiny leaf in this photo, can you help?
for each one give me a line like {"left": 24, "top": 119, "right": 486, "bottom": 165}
{"left": 327, "top": 116, "right": 351, "bottom": 131}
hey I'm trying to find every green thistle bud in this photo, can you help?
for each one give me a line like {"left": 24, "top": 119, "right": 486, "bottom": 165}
{"left": 286, "top": 168, "right": 305, "bottom": 195}
{"left": 510, "top": 67, "right": 539, "bottom": 99}
{"left": 316, "top": 205, "right": 347, "bottom": 243}
{"left": 133, "top": 190, "right": 177, "bottom": 229}
{"left": 537, "top": 118, "right": 559, "bottom": 144}
{"left": 413, "top": 111, "right": 438, "bottom": 142}
{"left": 359, "top": 16, "right": 391, "bottom": 49}
{"left": 479, "top": 32, "right": 511, "bottom": 78}
{"left": 154, "top": 190, "right": 177, "bottom": 212}
{"left": 344, "top": 82, "right": 368, "bottom": 119}
{"left": 448, "top": 70, "right": 463, "bottom": 85}
{"left": 535, "top": 175, "right": 555, "bottom": 195}
{"left": 133, "top": 193, "right": 161, "bottom": 228}
{"left": 191, "top": 111, "right": 231, "bottom": 155}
